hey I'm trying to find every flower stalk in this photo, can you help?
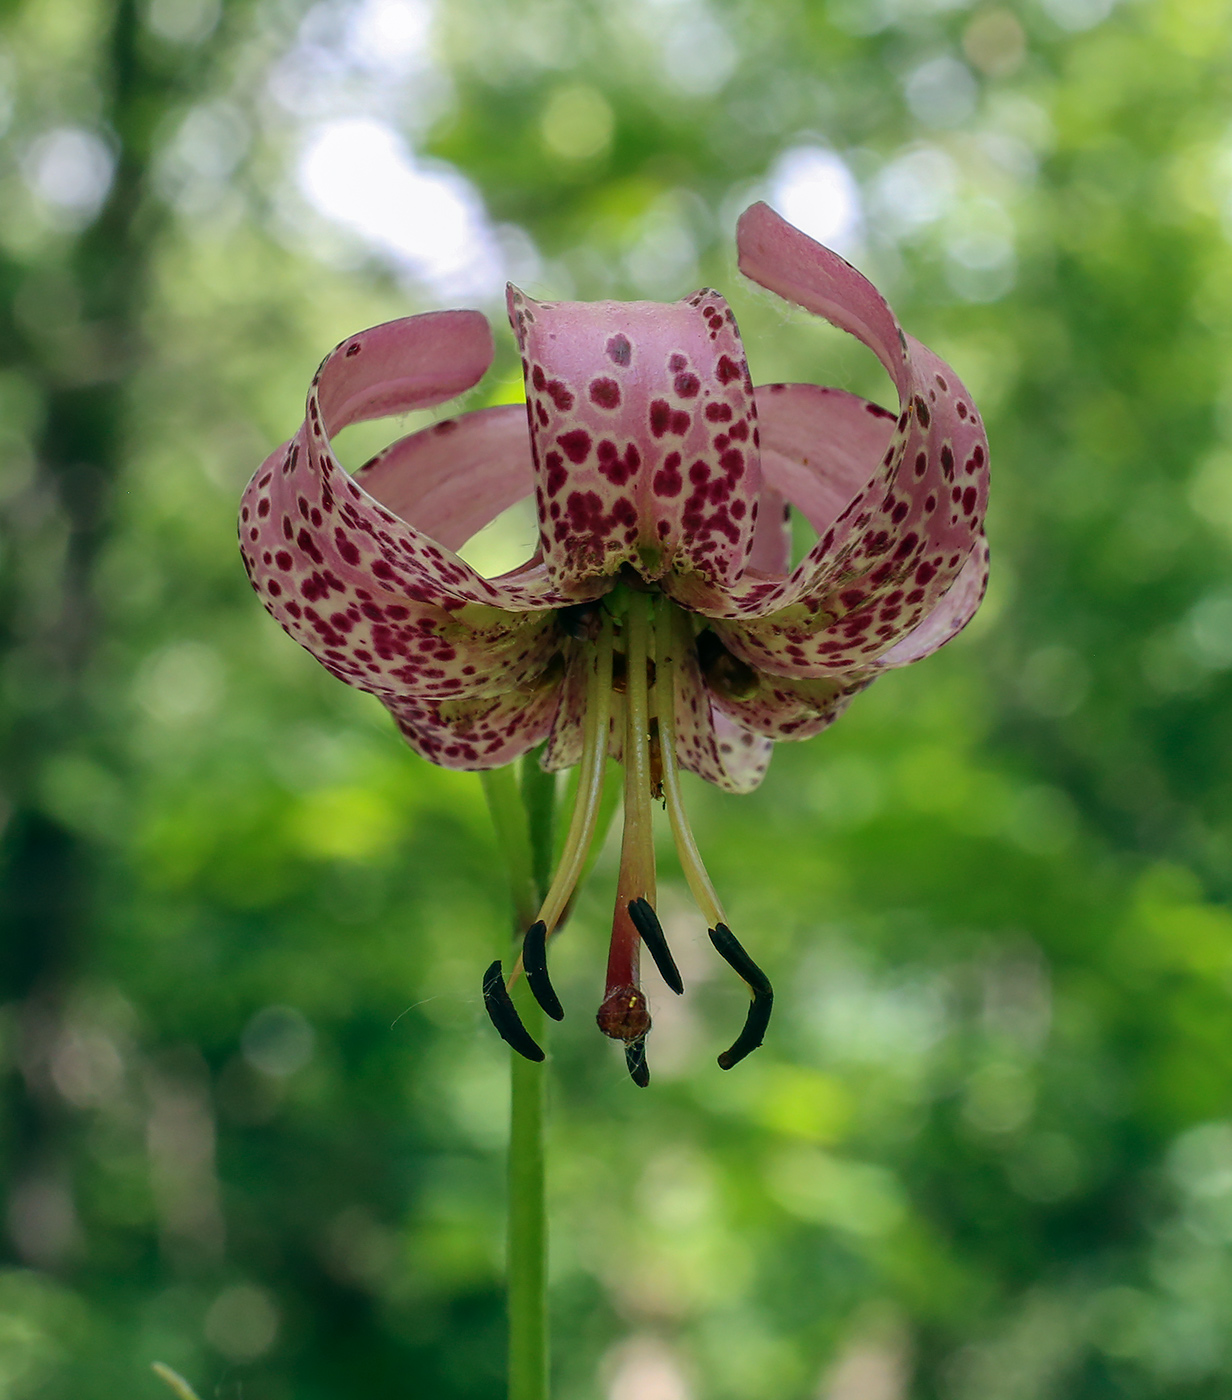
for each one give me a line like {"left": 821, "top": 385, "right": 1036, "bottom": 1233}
{"left": 483, "top": 756, "right": 557, "bottom": 1400}
{"left": 507, "top": 979, "right": 548, "bottom": 1400}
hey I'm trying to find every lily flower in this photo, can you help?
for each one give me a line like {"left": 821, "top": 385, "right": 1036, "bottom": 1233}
{"left": 239, "top": 203, "right": 989, "bottom": 1084}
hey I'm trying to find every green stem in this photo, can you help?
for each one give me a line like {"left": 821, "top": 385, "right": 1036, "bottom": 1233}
{"left": 480, "top": 766, "right": 538, "bottom": 929}
{"left": 483, "top": 756, "right": 555, "bottom": 1400}
{"left": 511, "top": 750, "right": 554, "bottom": 1400}
{"left": 507, "top": 982, "right": 547, "bottom": 1400}
{"left": 521, "top": 752, "right": 557, "bottom": 905}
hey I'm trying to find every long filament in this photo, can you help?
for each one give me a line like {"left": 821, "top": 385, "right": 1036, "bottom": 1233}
{"left": 534, "top": 613, "right": 615, "bottom": 936}
{"left": 654, "top": 605, "right": 726, "bottom": 929}
{"left": 506, "top": 615, "right": 614, "bottom": 994}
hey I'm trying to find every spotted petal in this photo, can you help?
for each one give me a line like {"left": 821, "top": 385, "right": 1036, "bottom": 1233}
{"left": 679, "top": 205, "right": 989, "bottom": 677}
{"left": 355, "top": 403, "right": 533, "bottom": 554}
{"left": 756, "top": 383, "right": 895, "bottom": 541}
{"left": 874, "top": 535, "right": 990, "bottom": 669}
{"left": 240, "top": 312, "right": 568, "bottom": 707}
{"left": 510, "top": 286, "right": 763, "bottom": 592}
{"left": 539, "top": 644, "right": 591, "bottom": 771}
{"left": 386, "top": 679, "right": 564, "bottom": 770}
{"left": 703, "top": 661, "right": 872, "bottom": 743}
{"left": 670, "top": 643, "right": 774, "bottom": 794}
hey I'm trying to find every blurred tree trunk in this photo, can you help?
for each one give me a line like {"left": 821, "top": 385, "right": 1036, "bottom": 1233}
{"left": 0, "top": 0, "right": 225, "bottom": 1270}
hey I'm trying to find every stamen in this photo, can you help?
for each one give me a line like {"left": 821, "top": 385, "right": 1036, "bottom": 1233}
{"left": 628, "top": 897, "right": 683, "bottom": 995}
{"left": 707, "top": 923, "right": 774, "bottom": 1069}
{"left": 522, "top": 920, "right": 564, "bottom": 1021}
{"left": 653, "top": 607, "right": 726, "bottom": 930}
{"left": 533, "top": 612, "right": 615, "bottom": 937}
{"left": 482, "top": 960, "right": 545, "bottom": 1062}
{"left": 624, "top": 1038, "right": 650, "bottom": 1087}
{"left": 599, "top": 589, "right": 658, "bottom": 1043}
{"left": 655, "top": 605, "right": 773, "bottom": 1069}
{"left": 502, "top": 612, "right": 616, "bottom": 1027}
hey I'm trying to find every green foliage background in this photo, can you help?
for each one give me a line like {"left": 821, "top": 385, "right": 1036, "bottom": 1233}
{"left": 2, "top": 0, "right": 1232, "bottom": 1396}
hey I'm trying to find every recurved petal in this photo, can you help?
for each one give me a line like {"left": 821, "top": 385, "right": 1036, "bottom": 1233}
{"left": 315, "top": 309, "right": 496, "bottom": 429}
{"left": 705, "top": 711, "right": 775, "bottom": 795}
{"left": 662, "top": 381, "right": 894, "bottom": 619}
{"left": 509, "top": 285, "right": 762, "bottom": 592}
{"left": 756, "top": 383, "right": 896, "bottom": 543}
{"left": 240, "top": 314, "right": 569, "bottom": 704}
{"left": 746, "top": 483, "right": 792, "bottom": 576}
{"left": 386, "top": 677, "right": 564, "bottom": 770}
{"left": 670, "top": 641, "right": 773, "bottom": 794}
{"left": 704, "top": 660, "right": 871, "bottom": 743}
{"left": 721, "top": 345, "right": 986, "bottom": 674}
{"left": 355, "top": 403, "right": 534, "bottom": 553}
{"left": 241, "top": 434, "right": 560, "bottom": 702}
{"left": 540, "top": 645, "right": 590, "bottom": 771}
{"left": 682, "top": 210, "right": 989, "bottom": 674}
{"left": 874, "top": 535, "right": 989, "bottom": 669}
{"left": 738, "top": 201, "right": 909, "bottom": 399}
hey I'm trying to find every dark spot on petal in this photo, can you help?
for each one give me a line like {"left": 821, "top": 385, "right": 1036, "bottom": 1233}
{"left": 590, "top": 377, "right": 621, "bottom": 409}
{"left": 557, "top": 429, "right": 592, "bottom": 464}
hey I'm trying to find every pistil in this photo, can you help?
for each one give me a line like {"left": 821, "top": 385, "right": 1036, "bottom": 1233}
{"left": 596, "top": 588, "right": 656, "bottom": 1052}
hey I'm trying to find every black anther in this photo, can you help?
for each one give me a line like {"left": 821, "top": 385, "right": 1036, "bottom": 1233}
{"left": 482, "top": 960, "right": 545, "bottom": 1062}
{"left": 625, "top": 1038, "right": 650, "bottom": 1087}
{"left": 628, "top": 897, "right": 684, "bottom": 995}
{"left": 522, "top": 920, "right": 564, "bottom": 1021}
{"left": 707, "top": 923, "right": 773, "bottom": 1069}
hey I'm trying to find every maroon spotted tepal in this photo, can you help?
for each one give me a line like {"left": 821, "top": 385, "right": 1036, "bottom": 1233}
{"left": 239, "top": 203, "right": 989, "bottom": 1083}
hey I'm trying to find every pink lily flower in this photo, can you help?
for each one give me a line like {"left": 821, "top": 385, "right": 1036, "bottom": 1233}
{"left": 239, "top": 203, "right": 989, "bottom": 1083}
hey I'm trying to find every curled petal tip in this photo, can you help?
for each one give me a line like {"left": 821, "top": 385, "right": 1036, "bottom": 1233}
{"left": 735, "top": 201, "right": 908, "bottom": 397}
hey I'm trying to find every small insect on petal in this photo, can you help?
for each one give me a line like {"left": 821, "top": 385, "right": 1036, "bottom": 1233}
{"left": 625, "top": 1038, "right": 650, "bottom": 1087}
{"left": 707, "top": 923, "right": 773, "bottom": 1069}
{"left": 482, "top": 960, "right": 545, "bottom": 1062}
{"left": 522, "top": 920, "right": 565, "bottom": 1021}
{"left": 628, "top": 897, "right": 684, "bottom": 995}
